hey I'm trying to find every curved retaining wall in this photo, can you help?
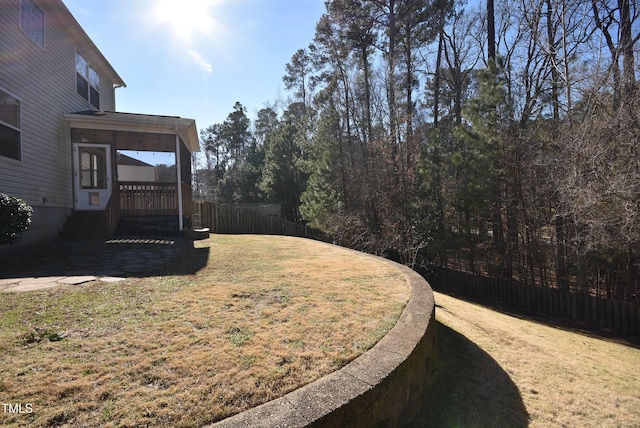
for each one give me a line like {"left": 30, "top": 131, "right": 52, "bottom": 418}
{"left": 207, "top": 250, "right": 437, "bottom": 428}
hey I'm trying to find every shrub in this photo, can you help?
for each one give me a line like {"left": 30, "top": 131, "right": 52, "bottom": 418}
{"left": 0, "top": 193, "right": 33, "bottom": 246}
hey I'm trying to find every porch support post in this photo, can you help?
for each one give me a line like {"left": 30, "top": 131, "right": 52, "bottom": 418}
{"left": 175, "top": 129, "right": 184, "bottom": 231}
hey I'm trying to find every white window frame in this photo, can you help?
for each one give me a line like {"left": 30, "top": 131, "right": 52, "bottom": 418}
{"left": 0, "top": 87, "right": 23, "bottom": 162}
{"left": 75, "top": 52, "right": 100, "bottom": 109}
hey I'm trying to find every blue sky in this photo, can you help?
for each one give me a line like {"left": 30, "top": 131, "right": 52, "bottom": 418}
{"left": 63, "top": 0, "right": 326, "bottom": 164}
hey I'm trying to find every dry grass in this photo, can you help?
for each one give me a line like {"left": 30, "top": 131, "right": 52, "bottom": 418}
{"left": 0, "top": 235, "right": 408, "bottom": 427}
{"left": 418, "top": 292, "right": 640, "bottom": 427}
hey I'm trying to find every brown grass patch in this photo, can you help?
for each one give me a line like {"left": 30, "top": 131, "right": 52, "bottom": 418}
{"left": 417, "top": 292, "right": 640, "bottom": 427}
{"left": 0, "top": 235, "right": 408, "bottom": 427}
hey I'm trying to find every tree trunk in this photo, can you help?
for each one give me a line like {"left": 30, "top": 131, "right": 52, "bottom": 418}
{"left": 546, "top": 0, "right": 568, "bottom": 290}
{"left": 546, "top": 0, "right": 560, "bottom": 122}
{"left": 592, "top": 0, "right": 623, "bottom": 111}
{"left": 487, "top": 0, "right": 496, "bottom": 61}
{"left": 387, "top": 0, "right": 398, "bottom": 147}
{"left": 556, "top": 216, "right": 568, "bottom": 289}
{"left": 362, "top": 45, "right": 373, "bottom": 144}
{"left": 433, "top": 22, "right": 444, "bottom": 128}
{"left": 619, "top": 0, "right": 636, "bottom": 104}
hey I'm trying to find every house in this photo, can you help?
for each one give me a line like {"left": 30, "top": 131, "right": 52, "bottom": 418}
{"left": 116, "top": 152, "right": 181, "bottom": 186}
{"left": 0, "top": 0, "right": 199, "bottom": 246}
{"left": 116, "top": 153, "right": 156, "bottom": 183}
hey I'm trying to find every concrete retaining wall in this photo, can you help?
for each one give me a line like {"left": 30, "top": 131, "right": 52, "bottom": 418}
{"left": 207, "top": 254, "right": 437, "bottom": 428}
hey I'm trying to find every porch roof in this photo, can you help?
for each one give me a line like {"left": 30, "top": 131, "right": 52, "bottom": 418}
{"left": 64, "top": 110, "right": 200, "bottom": 153}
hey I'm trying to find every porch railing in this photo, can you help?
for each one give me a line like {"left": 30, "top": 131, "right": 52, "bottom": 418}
{"left": 119, "top": 182, "right": 178, "bottom": 216}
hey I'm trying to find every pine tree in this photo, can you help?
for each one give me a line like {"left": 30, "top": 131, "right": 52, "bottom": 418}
{"left": 260, "top": 115, "right": 307, "bottom": 221}
{"left": 300, "top": 107, "right": 343, "bottom": 230}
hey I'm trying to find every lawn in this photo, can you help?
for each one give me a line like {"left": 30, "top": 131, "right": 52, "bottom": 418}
{"left": 415, "top": 292, "right": 640, "bottom": 427}
{"left": 0, "top": 235, "right": 409, "bottom": 427}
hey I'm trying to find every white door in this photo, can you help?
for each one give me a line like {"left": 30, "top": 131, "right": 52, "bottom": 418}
{"left": 73, "top": 143, "right": 112, "bottom": 210}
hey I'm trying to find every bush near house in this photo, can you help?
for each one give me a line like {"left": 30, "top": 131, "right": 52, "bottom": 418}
{"left": 0, "top": 193, "right": 33, "bottom": 246}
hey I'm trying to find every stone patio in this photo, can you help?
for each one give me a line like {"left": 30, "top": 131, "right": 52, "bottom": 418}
{"left": 0, "top": 237, "right": 190, "bottom": 292}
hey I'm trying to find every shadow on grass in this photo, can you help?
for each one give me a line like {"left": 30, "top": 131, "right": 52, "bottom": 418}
{"left": 411, "top": 321, "right": 530, "bottom": 428}
{"left": 0, "top": 237, "right": 210, "bottom": 279}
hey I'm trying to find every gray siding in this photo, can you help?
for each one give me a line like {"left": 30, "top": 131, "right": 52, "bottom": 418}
{"left": 0, "top": 0, "right": 122, "bottom": 243}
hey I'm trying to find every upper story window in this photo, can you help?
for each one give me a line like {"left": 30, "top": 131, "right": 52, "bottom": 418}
{"left": 76, "top": 52, "right": 100, "bottom": 109}
{"left": 20, "top": 0, "right": 45, "bottom": 48}
{"left": 0, "top": 88, "right": 22, "bottom": 161}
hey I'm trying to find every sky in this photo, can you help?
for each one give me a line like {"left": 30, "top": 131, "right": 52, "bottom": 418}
{"left": 62, "top": 0, "right": 326, "bottom": 165}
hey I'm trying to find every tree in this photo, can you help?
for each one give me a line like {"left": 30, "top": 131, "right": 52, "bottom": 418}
{"left": 453, "top": 62, "right": 511, "bottom": 273}
{"left": 487, "top": 0, "right": 496, "bottom": 60}
{"left": 155, "top": 164, "right": 176, "bottom": 182}
{"left": 554, "top": 92, "right": 640, "bottom": 297}
{"left": 199, "top": 102, "right": 261, "bottom": 203}
{"left": 395, "top": 0, "right": 444, "bottom": 207}
{"left": 441, "top": 6, "right": 482, "bottom": 126}
{"left": 221, "top": 101, "right": 252, "bottom": 161}
{"left": 326, "top": 0, "right": 378, "bottom": 144}
{"left": 254, "top": 107, "right": 280, "bottom": 145}
{"left": 260, "top": 114, "right": 307, "bottom": 221}
{"left": 283, "top": 48, "right": 313, "bottom": 111}
{"left": 198, "top": 123, "right": 228, "bottom": 201}
{"left": 267, "top": 0, "right": 640, "bottom": 302}
{"left": 591, "top": 0, "right": 639, "bottom": 110}
{"left": 223, "top": 140, "right": 266, "bottom": 203}
{"left": 200, "top": 123, "right": 228, "bottom": 174}
{"left": 300, "top": 107, "right": 343, "bottom": 230}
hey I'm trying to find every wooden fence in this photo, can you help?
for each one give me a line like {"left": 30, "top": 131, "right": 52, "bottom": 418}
{"left": 194, "top": 202, "right": 315, "bottom": 238}
{"left": 426, "top": 266, "right": 640, "bottom": 335}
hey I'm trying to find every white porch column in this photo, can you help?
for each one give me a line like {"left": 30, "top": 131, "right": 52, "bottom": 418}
{"left": 175, "top": 129, "right": 184, "bottom": 231}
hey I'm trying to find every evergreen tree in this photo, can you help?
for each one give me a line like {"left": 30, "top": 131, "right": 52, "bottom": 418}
{"left": 200, "top": 102, "right": 261, "bottom": 203}
{"left": 283, "top": 48, "right": 313, "bottom": 111}
{"left": 300, "top": 107, "right": 343, "bottom": 230}
{"left": 453, "top": 62, "right": 510, "bottom": 273}
{"left": 254, "top": 107, "right": 280, "bottom": 145}
{"left": 221, "top": 101, "right": 252, "bottom": 161}
{"left": 260, "top": 116, "right": 307, "bottom": 221}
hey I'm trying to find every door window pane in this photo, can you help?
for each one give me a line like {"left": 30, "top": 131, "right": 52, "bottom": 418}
{"left": 80, "top": 147, "right": 107, "bottom": 189}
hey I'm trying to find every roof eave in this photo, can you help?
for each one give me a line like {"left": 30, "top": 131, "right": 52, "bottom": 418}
{"left": 64, "top": 112, "right": 199, "bottom": 153}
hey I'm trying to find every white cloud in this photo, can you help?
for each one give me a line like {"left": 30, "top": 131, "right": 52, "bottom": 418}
{"left": 188, "top": 50, "right": 213, "bottom": 74}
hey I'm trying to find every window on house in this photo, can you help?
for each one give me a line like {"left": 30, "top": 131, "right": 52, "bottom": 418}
{"left": 89, "top": 68, "right": 100, "bottom": 108}
{"left": 20, "top": 0, "right": 45, "bottom": 47}
{"left": 76, "top": 52, "right": 100, "bottom": 109}
{"left": 79, "top": 147, "right": 107, "bottom": 189}
{"left": 0, "top": 89, "right": 21, "bottom": 161}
